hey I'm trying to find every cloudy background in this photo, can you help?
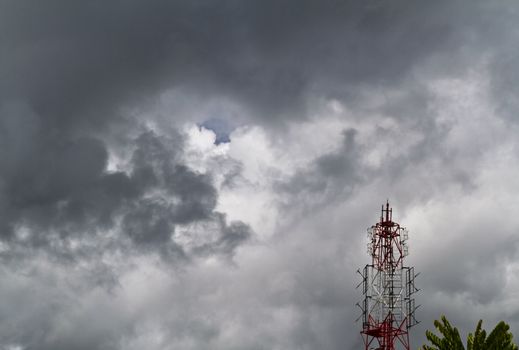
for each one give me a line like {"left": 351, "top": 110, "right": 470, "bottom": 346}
{"left": 1, "top": 1, "right": 519, "bottom": 349}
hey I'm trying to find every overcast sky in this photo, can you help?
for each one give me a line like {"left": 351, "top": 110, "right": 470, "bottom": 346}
{"left": 1, "top": 1, "right": 519, "bottom": 349}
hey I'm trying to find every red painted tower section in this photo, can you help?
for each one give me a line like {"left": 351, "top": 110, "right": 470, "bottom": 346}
{"left": 357, "top": 201, "right": 418, "bottom": 350}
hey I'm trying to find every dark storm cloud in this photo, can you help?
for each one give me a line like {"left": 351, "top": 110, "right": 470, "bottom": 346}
{"left": 0, "top": 114, "right": 249, "bottom": 261}
{"left": 0, "top": 0, "right": 493, "bottom": 127}
{"left": 121, "top": 130, "right": 250, "bottom": 259}
{"left": 0, "top": 101, "right": 129, "bottom": 238}
{"left": 0, "top": 1, "right": 518, "bottom": 350}
{"left": 0, "top": 126, "right": 251, "bottom": 348}
{"left": 0, "top": 0, "right": 266, "bottom": 271}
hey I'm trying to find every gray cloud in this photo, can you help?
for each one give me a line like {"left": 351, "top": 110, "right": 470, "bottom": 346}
{"left": 0, "top": 0, "right": 497, "bottom": 126}
{"left": 0, "top": 104, "right": 249, "bottom": 261}
{"left": 277, "top": 128, "right": 363, "bottom": 217}
{"left": 1, "top": 1, "right": 519, "bottom": 350}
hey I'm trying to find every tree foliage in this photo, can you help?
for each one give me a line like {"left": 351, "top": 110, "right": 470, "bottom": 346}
{"left": 422, "top": 315, "right": 518, "bottom": 350}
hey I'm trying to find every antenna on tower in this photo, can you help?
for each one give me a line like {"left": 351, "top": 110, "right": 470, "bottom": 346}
{"left": 357, "top": 201, "right": 419, "bottom": 350}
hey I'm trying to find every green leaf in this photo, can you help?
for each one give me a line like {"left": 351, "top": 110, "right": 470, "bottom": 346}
{"left": 422, "top": 316, "right": 517, "bottom": 350}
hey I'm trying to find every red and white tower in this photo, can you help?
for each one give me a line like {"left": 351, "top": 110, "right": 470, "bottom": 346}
{"left": 357, "top": 201, "right": 419, "bottom": 350}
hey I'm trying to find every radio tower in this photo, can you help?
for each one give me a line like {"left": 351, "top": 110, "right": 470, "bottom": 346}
{"left": 357, "top": 201, "right": 419, "bottom": 350}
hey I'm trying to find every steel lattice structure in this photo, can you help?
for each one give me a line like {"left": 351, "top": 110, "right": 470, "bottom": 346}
{"left": 357, "top": 202, "right": 419, "bottom": 350}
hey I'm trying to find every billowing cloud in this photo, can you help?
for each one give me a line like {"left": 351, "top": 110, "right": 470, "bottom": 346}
{"left": 1, "top": 1, "right": 519, "bottom": 349}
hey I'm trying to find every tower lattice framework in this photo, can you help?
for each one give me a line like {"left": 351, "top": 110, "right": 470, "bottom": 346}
{"left": 357, "top": 202, "right": 419, "bottom": 350}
